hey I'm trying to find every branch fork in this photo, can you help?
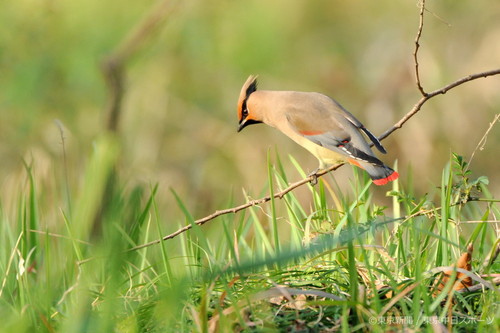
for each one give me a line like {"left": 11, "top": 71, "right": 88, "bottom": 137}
{"left": 131, "top": 0, "right": 500, "bottom": 250}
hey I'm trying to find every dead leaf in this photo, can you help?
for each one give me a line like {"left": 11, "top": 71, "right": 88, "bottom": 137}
{"left": 434, "top": 243, "right": 473, "bottom": 295}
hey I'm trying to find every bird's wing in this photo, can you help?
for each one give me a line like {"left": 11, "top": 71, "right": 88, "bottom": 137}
{"left": 285, "top": 93, "right": 386, "bottom": 153}
{"left": 285, "top": 97, "right": 385, "bottom": 166}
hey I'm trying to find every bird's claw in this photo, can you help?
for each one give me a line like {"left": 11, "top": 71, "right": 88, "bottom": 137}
{"left": 308, "top": 169, "right": 320, "bottom": 186}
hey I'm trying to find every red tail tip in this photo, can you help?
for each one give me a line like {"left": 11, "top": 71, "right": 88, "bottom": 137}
{"left": 372, "top": 171, "right": 399, "bottom": 186}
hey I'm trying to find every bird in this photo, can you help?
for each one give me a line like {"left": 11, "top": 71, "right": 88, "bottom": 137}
{"left": 236, "top": 75, "right": 399, "bottom": 185}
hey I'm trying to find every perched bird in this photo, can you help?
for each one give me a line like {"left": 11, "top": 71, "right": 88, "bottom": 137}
{"left": 237, "top": 75, "right": 399, "bottom": 185}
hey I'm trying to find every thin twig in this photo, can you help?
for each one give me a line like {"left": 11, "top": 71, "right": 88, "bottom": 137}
{"left": 378, "top": 68, "right": 500, "bottom": 141}
{"left": 129, "top": 67, "right": 500, "bottom": 251}
{"left": 460, "top": 220, "right": 499, "bottom": 224}
{"left": 29, "top": 229, "right": 91, "bottom": 245}
{"left": 467, "top": 113, "right": 500, "bottom": 172}
{"left": 127, "top": 3, "right": 500, "bottom": 251}
{"left": 414, "top": 0, "right": 427, "bottom": 96}
{"left": 128, "top": 164, "right": 343, "bottom": 251}
{"left": 96, "top": 0, "right": 178, "bottom": 238}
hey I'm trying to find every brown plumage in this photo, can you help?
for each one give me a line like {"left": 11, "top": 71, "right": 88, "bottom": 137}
{"left": 237, "top": 75, "right": 399, "bottom": 185}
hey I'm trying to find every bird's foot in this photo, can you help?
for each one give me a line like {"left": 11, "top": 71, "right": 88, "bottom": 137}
{"left": 307, "top": 168, "right": 320, "bottom": 186}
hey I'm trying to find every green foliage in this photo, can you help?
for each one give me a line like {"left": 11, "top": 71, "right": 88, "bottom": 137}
{"left": 0, "top": 148, "right": 498, "bottom": 332}
{"left": 1, "top": 2, "right": 499, "bottom": 331}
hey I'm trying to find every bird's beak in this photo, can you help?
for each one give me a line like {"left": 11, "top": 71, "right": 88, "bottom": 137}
{"left": 237, "top": 118, "right": 262, "bottom": 132}
{"left": 237, "top": 119, "right": 246, "bottom": 132}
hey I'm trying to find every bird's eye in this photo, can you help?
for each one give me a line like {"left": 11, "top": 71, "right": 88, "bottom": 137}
{"left": 242, "top": 108, "right": 249, "bottom": 118}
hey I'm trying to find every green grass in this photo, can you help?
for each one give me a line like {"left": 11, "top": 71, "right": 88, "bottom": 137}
{"left": 0, "top": 138, "right": 498, "bottom": 332}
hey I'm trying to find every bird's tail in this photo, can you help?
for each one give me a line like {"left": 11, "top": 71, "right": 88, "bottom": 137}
{"left": 348, "top": 159, "right": 399, "bottom": 186}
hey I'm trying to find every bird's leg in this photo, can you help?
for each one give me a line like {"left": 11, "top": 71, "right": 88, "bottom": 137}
{"left": 308, "top": 161, "right": 328, "bottom": 185}
{"left": 307, "top": 168, "right": 321, "bottom": 186}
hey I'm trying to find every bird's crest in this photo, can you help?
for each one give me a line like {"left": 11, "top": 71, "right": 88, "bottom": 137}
{"left": 237, "top": 75, "right": 258, "bottom": 121}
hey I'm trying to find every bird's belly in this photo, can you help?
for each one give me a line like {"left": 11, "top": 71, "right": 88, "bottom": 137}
{"left": 273, "top": 123, "right": 346, "bottom": 167}
{"left": 304, "top": 141, "right": 345, "bottom": 165}
{"left": 288, "top": 132, "right": 346, "bottom": 166}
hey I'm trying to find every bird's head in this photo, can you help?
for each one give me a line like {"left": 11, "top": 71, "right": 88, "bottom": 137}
{"left": 237, "top": 75, "right": 263, "bottom": 132}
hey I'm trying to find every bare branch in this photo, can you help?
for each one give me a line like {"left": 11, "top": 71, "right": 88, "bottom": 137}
{"left": 128, "top": 4, "right": 500, "bottom": 251}
{"left": 378, "top": 68, "right": 500, "bottom": 141}
{"left": 414, "top": 0, "right": 427, "bottom": 96}
{"left": 129, "top": 66, "right": 500, "bottom": 251}
{"left": 102, "top": 0, "right": 177, "bottom": 132}
{"left": 129, "top": 164, "right": 343, "bottom": 251}
{"left": 95, "top": 1, "right": 178, "bottom": 238}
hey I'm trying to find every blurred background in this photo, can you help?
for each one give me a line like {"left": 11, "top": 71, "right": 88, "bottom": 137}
{"left": 1, "top": 0, "right": 499, "bottom": 227}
